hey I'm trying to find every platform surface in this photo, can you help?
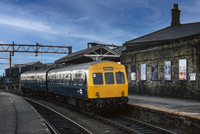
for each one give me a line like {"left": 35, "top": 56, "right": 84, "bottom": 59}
{"left": 0, "top": 91, "right": 50, "bottom": 134}
{"left": 128, "top": 95, "right": 200, "bottom": 119}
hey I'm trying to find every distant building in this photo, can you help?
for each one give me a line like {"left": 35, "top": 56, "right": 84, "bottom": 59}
{"left": 121, "top": 4, "right": 200, "bottom": 100}
{"left": 5, "top": 61, "right": 45, "bottom": 81}
{"left": 5, "top": 61, "right": 65, "bottom": 83}
{"left": 0, "top": 76, "right": 3, "bottom": 85}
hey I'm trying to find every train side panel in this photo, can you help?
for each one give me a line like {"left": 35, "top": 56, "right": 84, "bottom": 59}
{"left": 47, "top": 69, "right": 88, "bottom": 98}
{"left": 21, "top": 71, "right": 47, "bottom": 92}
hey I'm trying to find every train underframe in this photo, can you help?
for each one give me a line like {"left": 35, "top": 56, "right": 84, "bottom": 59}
{"left": 21, "top": 87, "right": 129, "bottom": 114}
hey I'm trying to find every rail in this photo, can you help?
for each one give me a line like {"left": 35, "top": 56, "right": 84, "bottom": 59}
{"left": 25, "top": 98, "right": 92, "bottom": 134}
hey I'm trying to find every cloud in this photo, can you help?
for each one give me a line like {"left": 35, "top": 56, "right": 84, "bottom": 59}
{"left": 0, "top": 15, "right": 57, "bottom": 34}
{"left": 0, "top": 40, "right": 7, "bottom": 44}
{"left": 27, "top": 55, "right": 60, "bottom": 61}
{"left": 174, "top": 0, "right": 200, "bottom": 24}
{"left": 0, "top": 0, "right": 137, "bottom": 45}
{"left": 182, "top": 0, "right": 200, "bottom": 13}
{"left": 0, "top": 0, "right": 162, "bottom": 76}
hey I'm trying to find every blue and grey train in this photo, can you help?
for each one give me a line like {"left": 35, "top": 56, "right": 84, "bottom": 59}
{"left": 20, "top": 61, "right": 129, "bottom": 112}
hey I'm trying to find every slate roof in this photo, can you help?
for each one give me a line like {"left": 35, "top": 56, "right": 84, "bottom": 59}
{"left": 124, "top": 22, "right": 200, "bottom": 45}
{"left": 113, "top": 46, "right": 126, "bottom": 55}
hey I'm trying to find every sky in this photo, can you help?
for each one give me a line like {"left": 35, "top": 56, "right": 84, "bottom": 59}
{"left": 0, "top": 0, "right": 200, "bottom": 76}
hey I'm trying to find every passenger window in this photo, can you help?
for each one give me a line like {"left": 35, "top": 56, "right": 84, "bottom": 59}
{"left": 78, "top": 79, "right": 83, "bottom": 86}
{"left": 93, "top": 73, "right": 103, "bottom": 85}
{"left": 84, "top": 73, "right": 87, "bottom": 85}
{"left": 105, "top": 72, "right": 114, "bottom": 84}
{"left": 116, "top": 72, "right": 125, "bottom": 84}
{"left": 66, "top": 79, "right": 69, "bottom": 85}
{"left": 73, "top": 79, "right": 78, "bottom": 86}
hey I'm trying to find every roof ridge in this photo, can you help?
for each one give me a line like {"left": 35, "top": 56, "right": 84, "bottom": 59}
{"left": 124, "top": 26, "right": 171, "bottom": 44}
{"left": 124, "top": 22, "right": 200, "bottom": 45}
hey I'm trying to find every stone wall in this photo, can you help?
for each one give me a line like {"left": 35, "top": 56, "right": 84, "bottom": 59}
{"left": 125, "top": 104, "right": 200, "bottom": 134}
{"left": 121, "top": 35, "right": 200, "bottom": 100}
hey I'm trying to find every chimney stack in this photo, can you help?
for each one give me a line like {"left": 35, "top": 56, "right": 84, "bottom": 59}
{"left": 171, "top": 3, "right": 181, "bottom": 27}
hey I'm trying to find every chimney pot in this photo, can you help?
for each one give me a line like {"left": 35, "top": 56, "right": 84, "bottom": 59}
{"left": 173, "top": 4, "right": 178, "bottom": 9}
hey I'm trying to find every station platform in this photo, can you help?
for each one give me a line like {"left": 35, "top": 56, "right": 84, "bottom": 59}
{"left": 0, "top": 91, "right": 50, "bottom": 134}
{"left": 128, "top": 94, "right": 200, "bottom": 119}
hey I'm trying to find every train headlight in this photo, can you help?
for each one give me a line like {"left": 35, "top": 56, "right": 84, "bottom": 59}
{"left": 96, "top": 92, "right": 99, "bottom": 97}
{"left": 122, "top": 91, "right": 125, "bottom": 96}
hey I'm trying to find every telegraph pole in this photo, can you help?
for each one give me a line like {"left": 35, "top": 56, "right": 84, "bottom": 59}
{"left": 9, "top": 52, "right": 12, "bottom": 81}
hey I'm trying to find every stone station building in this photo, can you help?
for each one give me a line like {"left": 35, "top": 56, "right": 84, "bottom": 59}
{"left": 122, "top": 4, "right": 200, "bottom": 100}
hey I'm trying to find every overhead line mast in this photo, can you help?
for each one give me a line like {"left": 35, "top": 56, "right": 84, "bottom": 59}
{"left": 0, "top": 41, "right": 72, "bottom": 80}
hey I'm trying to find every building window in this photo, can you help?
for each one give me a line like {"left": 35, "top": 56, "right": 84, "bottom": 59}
{"left": 179, "top": 59, "right": 187, "bottom": 80}
{"left": 164, "top": 61, "right": 172, "bottom": 81}
{"left": 151, "top": 62, "right": 158, "bottom": 81}
{"left": 141, "top": 64, "right": 146, "bottom": 81}
{"left": 131, "top": 64, "right": 136, "bottom": 81}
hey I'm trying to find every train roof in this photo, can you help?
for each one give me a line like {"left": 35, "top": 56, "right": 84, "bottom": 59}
{"left": 21, "top": 69, "right": 49, "bottom": 76}
{"left": 49, "top": 60, "right": 114, "bottom": 73}
{"left": 21, "top": 60, "right": 118, "bottom": 75}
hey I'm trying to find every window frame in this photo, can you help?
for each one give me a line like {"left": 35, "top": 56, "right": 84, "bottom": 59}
{"left": 115, "top": 72, "right": 125, "bottom": 84}
{"left": 93, "top": 73, "right": 103, "bottom": 85}
{"left": 105, "top": 72, "right": 115, "bottom": 85}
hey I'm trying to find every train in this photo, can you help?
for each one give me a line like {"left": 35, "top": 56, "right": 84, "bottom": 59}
{"left": 20, "top": 61, "right": 128, "bottom": 113}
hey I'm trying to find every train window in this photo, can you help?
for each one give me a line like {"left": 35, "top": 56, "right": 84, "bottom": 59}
{"left": 73, "top": 79, "right": 78, "bottom": 86}
{"left": 75, "top": 74, "right": 82, "bottom": 78}
{"left": 54, "top": 75, "right": 56, "bottom": 84}
{"left": 66, "top": 79, "right": 70, "bottom": 85}
{"left": 64, "top": 74, "right": 69, "bottom": 85}
{"left": 78, "top": 79, "right": 83, "bottom": 86}
{"left": 84, "top": 73, "right": 87, "bottom": 85}
{"left": 66, "top": 74, "right": 69, "bottom": 79}
{"left": 116, "top": 72, "right": 125, "bottom": 84}
{"left": 93, "top": 73, "right": 103, "bottom": 85}
{"left": 105, "top": 72, "right": 114, "bottom": 84}
{"left": 62, "top": 75, "right": 65, "bottom": 85}
{"left": 58, "top": 75, "right": 61, "bottom": 85}
{"left": 41, "top": 77, "right": 42, "bottom": 83}
{"left": 69, "top": 73, "right": 72, "bottom": 86}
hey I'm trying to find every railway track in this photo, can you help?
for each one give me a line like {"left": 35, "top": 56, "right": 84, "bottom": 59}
{"left": 84, "top": 112, "right": 176, "bottom": 134}
{"left": 107, "top": 114, "right": 177, "bottom": 134}
{"left": 25, "top": 98, "right": 92, "bottom": 134}
{"left": 120, "top": 115, "right": 177, "bottom": 134}
{"left": 13, "top": 91, "right": 177, "bottom": 134}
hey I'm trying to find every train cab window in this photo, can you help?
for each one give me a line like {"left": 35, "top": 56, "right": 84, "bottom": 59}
{"left": 105, "top": 72, "right": 114, "bottom": 84}
{"left": 93, "top": 73, "right": 103, "bottom": 85}
{"left": 115, "top": 72, "right": 125, "bottom": 84}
